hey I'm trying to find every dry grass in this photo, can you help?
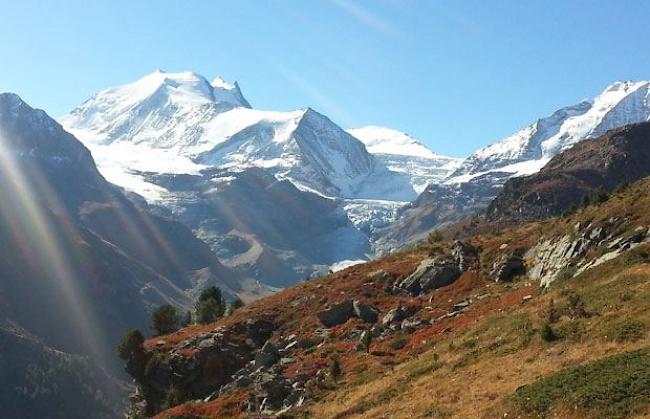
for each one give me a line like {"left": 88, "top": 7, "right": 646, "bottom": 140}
{"left": 304, "top": 261, "right": 650, "bottom": 419}
{"left": 147, "top": 178, "right": 650, "bottom": 418}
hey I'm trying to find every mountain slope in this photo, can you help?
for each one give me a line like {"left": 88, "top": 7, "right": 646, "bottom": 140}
{"left": 0, "top": 93, "right": 243, "bottom": 417}
{"left": 450, "top": 80, "right": 650, "bottom": 181}
{"left": 487, "top": 121, "right": 650, "bottom": 222}
{"left": 378, "top": 80, "right": 650, "bottom": 251}
{"left": 125, "top": 175, "right": 650, "bottom": 418}
{"left": 348, "top": 126, "right": 462, "bottom": 193}
{"left": 148, "top": 167, "right": 370, "bottom": 288}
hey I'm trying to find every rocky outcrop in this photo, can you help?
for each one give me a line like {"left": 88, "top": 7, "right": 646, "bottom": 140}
{"left": 452, "top": 240, "right": 479, "bottom": 271}
{"left": 316, "top": 300, "right": 380, "bottom": 327}
{"left": 526, "top": 221, "right": 650, "bottom": 287}
{"left": 132, "top": 318, "right": 275, "bottom": 415}
{"left": 490, "top": 254, "right": 525, "bottom": 282}
{"left": 398, "top": 258, "right": 462, "bottom": 295}
{"left": 487, "top": 122, "right": 650, "bottom": 223}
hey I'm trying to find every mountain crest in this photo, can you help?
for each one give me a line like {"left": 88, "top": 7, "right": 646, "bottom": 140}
{"left": 448, "top": 79, "right": 650, "bottom": 182}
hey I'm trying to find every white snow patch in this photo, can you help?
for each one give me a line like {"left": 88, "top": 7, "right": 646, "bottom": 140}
{"left": 330, "top": 259, "right": 366, "bottom": 272}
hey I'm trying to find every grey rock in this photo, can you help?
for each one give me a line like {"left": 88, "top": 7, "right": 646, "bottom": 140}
{"left": 366, "top": 269, "right": 391, "bottom": 283}
{"left": 382, "top": 306, "right": 407, "bottom": 325}
{"left": 236, "top": 375, "right": 253, "bottom": 388}
{"left": 453, "top": 300, "right": 470, "bottom": 310}
{"left": 283, "top": 389, "right": 305, "bottom": 407}
{"left": 452, "top": 240, "right": 478, "bottom": 271}
{"left": 254, "top": 341, "right": 280, "bottom": 368}
{"left": 399, "top": 258, "right": 462, "bottom": 295}
{"left": 353, "top": 300, "right": 380, "bottom": 323}
{"left": 316, "top": 300, "right": 354, "bottom": 327}
{"left": 491, "top": 254, "right": 525, "bottom": 282}
{"left": 197, "top": 338, "right": 217, "bottom": 349}
{"left": 589, "top": 226, "right": 605, "bottom": 241}
{"left": 370, "top": 326, "right": 384, "bottom": 337}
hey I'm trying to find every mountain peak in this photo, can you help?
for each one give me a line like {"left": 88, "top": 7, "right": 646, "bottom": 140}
{"left": 0, "top": 91, "right": 24, "bottom": 106}
{"left": 128, "top": 70, "right": 250, "bottom": 108}
{"left": 603, "top": 80, "right": 649, "bottom": 93}
{"left": 449, "top": 79, "right": 650, "bottom": 182}
{"left": 347, "top": 125, "right": 440, "bottom": 159}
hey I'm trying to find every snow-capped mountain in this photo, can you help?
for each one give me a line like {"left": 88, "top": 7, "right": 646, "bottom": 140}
{"left": 377, "top": 80, "right": 650, "bottom": 251}
{"left": 61, "top": 71, "right": 423, "bottom": 287}
{"left": 62, "top": 71, "right": 415, "bottom": 202}
{"left": 449, "top": 80, "right": 650, "bottom": 182}
{"left": 348, "top": 126, "right": 462, "bottom": 193}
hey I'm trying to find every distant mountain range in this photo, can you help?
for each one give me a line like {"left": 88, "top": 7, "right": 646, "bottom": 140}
{"left": 375, "top": 80, "right": 650, "bottom": 251}
{"left": 2, "top": 72, "right": 650, "bottom": 418}
{"left": 60, "top": 71, "right": 462, "bottom": 287}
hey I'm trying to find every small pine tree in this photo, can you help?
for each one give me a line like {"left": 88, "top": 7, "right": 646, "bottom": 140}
{"left": 117, "top": 329, "right": 145, "bottom": 360}
{"left": 613, "top": 181, "right": 629, "bottom": 195}
{"left": 329, "top": 357, "right": 342, "bottom": 383}
{"left": 117, "top": 329, "right": 148, "bottom": 381}
{"left": 195, "top": 286, "right": 226, "bottom": 324}
{"left": 151, "top": 304, "right": 178, "bottom": 336}
{"left": 589, "top": 186, "right": 610, "bottom": 206}
{"left": 229, "top": 297, "right": 244, "bottom": 314}
{"left": 428, "top": 229, "right": 443, "bottom": 244}
{"left": 540, "top": 323, "right": 557, "bottom": 342}
{"left": 567, "top": 292, "right": 587, "bottom": 319}
{"left": 545, "top": 298, "right": 560, "bottom": 323}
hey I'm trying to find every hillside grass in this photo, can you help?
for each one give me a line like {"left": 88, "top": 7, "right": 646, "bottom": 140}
{"left": 303, "top": 252, "right": 650, "bottom": 418}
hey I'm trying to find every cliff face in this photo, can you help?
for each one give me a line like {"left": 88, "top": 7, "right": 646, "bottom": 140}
{"left": 486, "top": 122, "right": 650, "bottom": 223}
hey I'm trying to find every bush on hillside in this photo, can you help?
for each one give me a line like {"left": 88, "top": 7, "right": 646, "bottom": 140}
{"left": 151, "top": 304, "right": 178, "bottom": 336}
{"left": 195, "top": 286, "right": 226, "bottom": 324}
{"left": 428, "top": 229, "right": 443, "bottom": 244}
{"left": 606, "top": 318, "right": 646, "bottom": 343}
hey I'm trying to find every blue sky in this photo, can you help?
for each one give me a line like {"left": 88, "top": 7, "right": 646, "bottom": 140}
{"left": 1, "top": 0, "right": 649, "bottom": 157}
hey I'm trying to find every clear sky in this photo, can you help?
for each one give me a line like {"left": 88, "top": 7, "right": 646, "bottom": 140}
{"left": 1, "top": 0, "right": 649, "bottom": 157}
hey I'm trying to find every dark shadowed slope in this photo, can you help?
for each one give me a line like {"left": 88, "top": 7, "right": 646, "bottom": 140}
{"left": 0, "top": 93, "right": 242, "bottom": 418}
{"left": 487, "top": 121, "right": 650, "bottom": 223}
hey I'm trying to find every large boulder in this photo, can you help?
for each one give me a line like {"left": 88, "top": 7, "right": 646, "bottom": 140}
{"left": 399, "top": 258, "right": 462, "bottom": 295}
{"left": 257, "top": 373, "right": 292, "bottom": 411}
{"left": 254, "top": 341, "right": 280, "bottom": 368}
{"left": 353, "top": 300, "right": 379, "bottom": 323}
{"left": 452, "top": 240, "right": 478, "bottom": 271}
{"left": 491, "top": 254, "right": 525, "bottom": 282}
{"left": 382, "top": 306, "right": 407, "bottom": 325}
{"left": 316, "top": 300, "right": 354, "bottom": 327}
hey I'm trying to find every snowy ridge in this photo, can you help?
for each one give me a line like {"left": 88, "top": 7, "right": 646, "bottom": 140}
{"left": 348, "top": 125, "right": 462, "bottom": 193}
{"left": 449, "top": 80, "right": 650, "bottom": 182}
{"left": 61, "top": 71, "right": 417, "bottom": 201}
{"left": 348, "top": 125, "right": 439, "bottom": 158}
{"left": 60, "top": 71, "right": 250, "bottom": 151}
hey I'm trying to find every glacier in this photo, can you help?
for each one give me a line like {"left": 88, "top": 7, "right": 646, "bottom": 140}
{"left": 61, "top": 70, "right": 455, "bottom": 289}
